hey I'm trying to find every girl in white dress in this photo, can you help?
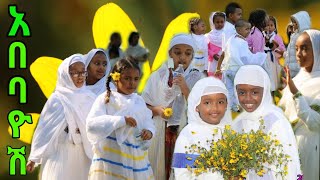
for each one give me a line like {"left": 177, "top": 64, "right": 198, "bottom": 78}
{"left": 232, "top": 65, "right": 301, "bottom": 180}
{"left": 172, "top": 77, "right": 232, "bottom": 180}
{"left": 26, "top": 54, "right": 96, "bottom": 180}
{"left": 87, "top": 58, "right": 155, "bottom": 180}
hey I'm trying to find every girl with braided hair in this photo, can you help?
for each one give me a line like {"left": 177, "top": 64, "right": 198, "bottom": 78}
{"left": 86, "top": 58, "right": 155, "bottom": 180}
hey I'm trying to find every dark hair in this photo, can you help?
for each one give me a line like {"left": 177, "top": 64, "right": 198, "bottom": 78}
{"left": 286, "top": 24, "right": 294, "bottom": 42}
{"left": 268, "top": 16, "right": 278, "bottom": 34}
{"left": 128, "top": 32, "right": 140, "bottom": 44}
{"left": 212, "top": 12, "right": 226, "bottom": 22}
{"left": 105, "top": 58, "right": 141, "bottom": 103}
{"left": 248, "top": 9, "right": 268, "bottom": 31}
{"left": 189, "top": 17, "right": 203, "bottom": 33}
{"left": 225, "top": 2, "right": 241, "bottom": 18}
{"left": 110, "top": 32, "right": 121, "bottom": 41}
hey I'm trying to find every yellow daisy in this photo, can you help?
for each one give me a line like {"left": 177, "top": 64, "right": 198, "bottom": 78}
{"left": 110, "top": 72, "right": 121, "bottom": 81}
{"left": 163, "top": 107, "right": 173, "bottom": 118}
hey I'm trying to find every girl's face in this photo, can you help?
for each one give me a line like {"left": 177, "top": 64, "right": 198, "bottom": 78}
{"left": 236, "top": 84, "right": 264, "bottom": 112}
{"left": 169, "top": 44, "right": 193, "bottom": 70}
{"left": 196, "top": 93, "right": 227, "bottom": 125}
{"left": 291, "top": 17, "right": 298, "bottom": 31}
{"left": 69, "top": 62, "right": 86, "bottom": 88}
{"left": 194, "top": 21, "right": 206, "bottom": 35}
{"left": 87, "top": 53, "right": 108, "bottom": 84}
{"left": 116, "top": 68, "right": 140, "bottom": 95}
{"left": 296, "top": 32, "right": 314, "bottom": 72}
{"left": 213, "top": 16, "right": 225, "bottom": 30}
{"left": 267, "top": 20, "right": 276, "bottom": 33}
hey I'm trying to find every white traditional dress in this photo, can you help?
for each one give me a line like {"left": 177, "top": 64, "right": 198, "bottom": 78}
{"left": 125, "top": 44, "right": 149, "bottom": 70}
{"left": 279, "top": 29, "right": 320, "bottom": 180}
{"left": 28, "top": 54, "right": 96, "bottom": 180}
{"left": 190, "top": 33, "right": 209, "bottom": 73}
{"left": 84, "top": 49, "right": 114, "bottom": 96}
{"left": 221, "top": 34, "right": 267, "bottom": 110}
{"left": 87, "top": 91, "right": 155, "bottom": 180}
{"left": 232, "top": 65, "right": 302, "bottom": 180}
{"left": 284, "top": 11, "right": 311, "bottom": 78}
{"left": 172, "top": 77, "right": 232, "bottom": 180}
{"left": 141, "top": 34, "right": 204, "bottom": 180}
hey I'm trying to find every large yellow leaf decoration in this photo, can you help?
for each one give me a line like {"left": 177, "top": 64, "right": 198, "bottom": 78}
{"left": 92, "top": 3, "right": 150, "bottom": 93}
{"left": 12, "top": 3, "right": 197, "bottom": 144}
{"left": 151, "top": 13, "right": 199, "bottom": 72}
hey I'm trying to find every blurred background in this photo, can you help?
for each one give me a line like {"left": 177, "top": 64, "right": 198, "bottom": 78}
{"left": 1, "top": 0, "right": 319, "bottom": 179}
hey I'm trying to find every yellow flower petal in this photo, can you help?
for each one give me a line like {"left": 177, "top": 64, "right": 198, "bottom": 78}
{"left": 8, "top": 113, "right": 40, "bottom": 144}
{"left": 30, "top": 57, "right": 62, "bottom": 98}
{"left": 151, "top": 13, "right": 199, "bottom": 72}
{"left": 92, "top": 3, "right": 150, "bottom": 93}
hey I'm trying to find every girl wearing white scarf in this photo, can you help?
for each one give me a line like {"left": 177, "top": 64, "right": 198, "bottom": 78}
{"left": 27, "top": 54, "right": 96, "bottom": 179}
{"left": 172, "top": 77, "right": 232, "bottom": 180}
{"left": 233, "top": 65, "right": 301, "bottom": 180}
{"left": 279, "top": 30, "right": 320, "bottom": 180}
{"left": 142, "top": 34, "right": 203, "bottom": 180}
{"left": 84, "top": 48, "right": 114, "bottom": 96}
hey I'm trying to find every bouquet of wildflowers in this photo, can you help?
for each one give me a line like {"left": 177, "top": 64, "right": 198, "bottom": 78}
{"left": 185, "top": 119, "right": 291, "bottom": 180}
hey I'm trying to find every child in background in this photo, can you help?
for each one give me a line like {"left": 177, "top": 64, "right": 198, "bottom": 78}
{"left": 106, "top": 32, "right": 125, "bottom": 68}
{"left": 224, "top": 2, "right": 242, "bottom": 42}
{"left": 246, "top": 9, "right": 269, "bottom": 54}
{"left": 206, "top": 12, "right": 226, "bottom": 76}
{"left": 86, "top": 58, "right": 155, "bottom": 180}
{"left": 172, "top": 77, "right": 232, "bottom": 180}
{"left": 84, "top": 49, "right": 113, "bottom": 96}
{"left": 142, "top": 34, "right": 203, "bottom": 180}
{"left": 125, "top": 31, "right": 150, "bottom": 70}
{"left": 283, "top": 11, "right": 311, "bottom": 78}
{"left": 263, "top": 16, "right": 286, "bottom": 91}
{"left": 189, "top": 17, "right": 209, "bottom": 73}
{"left": 216, "top": 20, "right": 267, "bottom": 112}
{"left": 27, "top": 54, "right": 95, "bottom": 180}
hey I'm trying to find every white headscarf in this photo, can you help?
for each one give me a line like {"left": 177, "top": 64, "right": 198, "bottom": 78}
{"left": 233, "top": 65, "right": 283, "bottom": 122}
{"left": 84, "top": 48, "right": 112, "bottom": 95}
{"left": 291, "top": 11, "right": 311, "bottom": 33}
{"left": 188, "top": 77, "right": 232, "bottom": 127}
{"left": 207, "top": 12, "right": 226, "bottom": 47}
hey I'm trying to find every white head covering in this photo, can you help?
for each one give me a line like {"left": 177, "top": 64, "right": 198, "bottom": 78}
{"left": 291, "top": 11, "right": 311, "bottom": 33}
{"left": 188, "top": 77, "right": 232, "bottom": 127}
{"left": 84, "top": 48, "right": 112, "bottom": 95}
{"left": 209, "top": 12, "right": 226, "bottom": 31}
{"left": 169, "top": 33, "right": 196, "bottom": 51}
{"left": 234, "top": 65, "right": 282, "bottom": 120}
{"left": 206, "top": 12, "right": 226, "bottom": 48}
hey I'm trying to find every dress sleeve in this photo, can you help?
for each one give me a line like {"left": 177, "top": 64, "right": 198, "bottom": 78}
{"left": 86, "top": 94, "right": 126, "bottom": 145}
{"left": 294, "top": 94, "right": 320, "bottom": 131}
{"left": 275, "top": 35, "right": 286, "bottom": 51}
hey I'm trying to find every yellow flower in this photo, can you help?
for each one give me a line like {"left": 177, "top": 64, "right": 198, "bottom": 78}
{"left": 257, "top": 169, "right": 265, "bottom": 176}
{"left": 191, "top": 131, "right": 197, "bottom": 135}
{"left": 274, "top": 139, "right": 280, "bottom": 146}
{"left": 240, "top": 169, "right": 248, "bottom": 177}
{"left": 163, "top": 107, "right": 173, "bottom": 117}
{"left": 225, "top": 125, "right": 231, "bottom": 130}
{"left": 213, "top": 128, "right": 218, "bottom": 134}
{"left": 230, "top": 151, "right": 236, "bottom": 159}
{"left": 110, "top": 72, "right": 121, "bottom": 81}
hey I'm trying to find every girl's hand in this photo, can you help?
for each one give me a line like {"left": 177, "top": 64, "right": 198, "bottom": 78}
{"left": 173, "top": 75, "right": 189, "bottom": 95}
{"left": 213, "top": 54, "right": 219, "bottom": 61}
{"left": 141, "top": 129, "right": 153, "bottom": 140}
{"left": 125, "top": 116, "right": 137, "bottom": 127}
{"left": 281, "top": 66, "right": 298, "bottom": 94}
{"left": 271, "top": 40, "right": 279, "bottom": 51}
{"left": 275, "top": 49, "right": 284, "bottom": 57}
{"left": 26, "top": 160, "right": 35, "bottom": 173}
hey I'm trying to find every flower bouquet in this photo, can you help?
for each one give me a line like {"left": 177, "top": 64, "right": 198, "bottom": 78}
{"left": 185, "top": 119, "right": 290, "bottom": 180}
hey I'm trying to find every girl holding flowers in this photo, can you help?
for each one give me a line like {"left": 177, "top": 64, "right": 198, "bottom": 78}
{"left": 172, "top": 77, "right": 232, "bottom": 179}
{"left": 142, "top": 34, "right": 203, "bottom": 180}
{"left": 86, "top": 58, "right": 155, "bottom": 180}
{"left": 232, "top": 65, "right": 301, "bottom": 179}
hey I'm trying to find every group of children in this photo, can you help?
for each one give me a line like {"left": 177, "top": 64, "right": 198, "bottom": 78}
{"left": 26, "top": 2, "right": 319, "bottom": 180}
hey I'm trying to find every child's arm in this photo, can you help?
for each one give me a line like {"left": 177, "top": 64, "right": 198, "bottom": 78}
{"left": 173, "top": 75, "right": 190, "bottom": 99}
{"left": 215, "top": 51, "right": 225, "bottom": 75}
{"left": 86, "top": 95, "right": 127, "bottom": 144}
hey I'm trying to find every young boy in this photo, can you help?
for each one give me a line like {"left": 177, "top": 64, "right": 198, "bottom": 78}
{"left": 216, "top": 19, "right": 267, "bottom": 112}
{"left": 224, "top": 2, "right": 243, "bottom": 43}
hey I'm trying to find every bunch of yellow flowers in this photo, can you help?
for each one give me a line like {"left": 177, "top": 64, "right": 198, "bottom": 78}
{"left": 186, "top": 119, "right": 290, "bottom": 179}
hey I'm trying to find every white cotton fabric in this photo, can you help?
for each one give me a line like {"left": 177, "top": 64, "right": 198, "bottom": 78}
{"left": 28, "top": 54, "right": 96, "bottom": 180}
{"left": 169, "top": 34, "right": 196, "bottom": 51}
{"left": 232, "top": 65, "right": 301, "bottom": 180}
{"left": 86, "top": 91, "right": 155, "bottom": 179}
{"left": 207, "top": 12, "right": 226, "bottom": 49}
{"left": 223, "top": 21, "right": 237, "bottom": 49}
{"left": 142, "top": 62, "right": 203, "bottom": 180}
{"left": 190, "top": 33, "right": 209, "bottom": 72}
{"left": 284, "top": 11, "right": 311, "bottom": 78}
{"left": 84, "top": 48, "right": 113, "bottom": 96}
{"left": 173, "top": 77, "right": 232, "bottom": 179}
{"left": 279, "top": 29, "right": 320, "bottom": 180}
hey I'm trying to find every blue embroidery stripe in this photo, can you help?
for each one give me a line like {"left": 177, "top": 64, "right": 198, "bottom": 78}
{"left": 171, "top": 153, "right": 199, "bottom": 168}
{"left": 106, "top": 136, "right": 140, "bottom": 149}
{"left": 93, "top": 158, "right": 151, "bottom": 172}
{"left": 194, "top": 57, "right": 205, "bottom": 59}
